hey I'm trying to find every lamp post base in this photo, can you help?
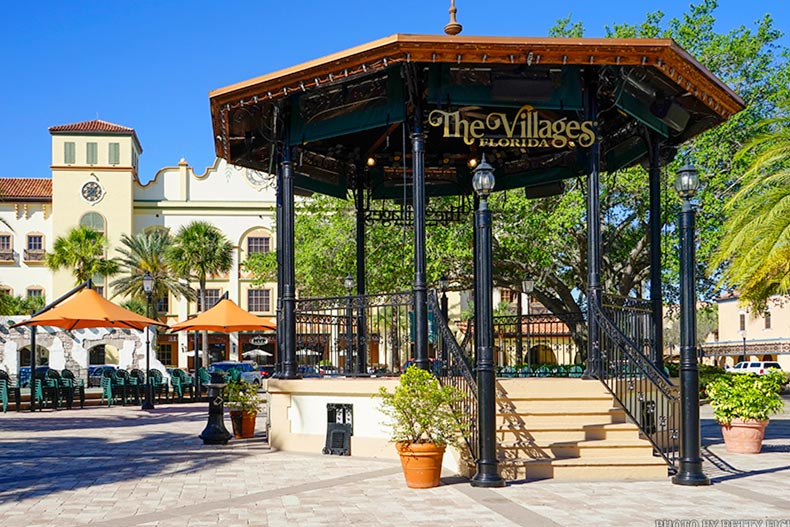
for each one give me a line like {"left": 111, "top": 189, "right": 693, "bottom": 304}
{"left": 141, "top": 384, "right": 155, "bottom": 410}
{"left": 671, "top": 470, "right": 711, "bottom": 486}
{"left": 200, "top": 383, "right": 231, "bottom": 445}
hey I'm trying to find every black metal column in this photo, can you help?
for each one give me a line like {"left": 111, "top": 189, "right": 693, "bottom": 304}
{"left": 470, "top": 188, "right": 505, "bottom": 488}
{"left": 672, "top": 192, "right": 710, "bottom": 486}
{"left": 412, "top": 130, "right": 428, "bottom": 371}
{"left": 30, "top": 325, "right": 36, "bottom": 412}
{"left": 356, "top": 176, "right": 367, "bottom": 374}
{"left": 649, "top": 133, "right": 665, "bottom": 372}
{"left": 281, "top": 146, "right": 298, "bottom": 379}
{"left": 583, "top": 72, "right": 602, "bottom": 379}
{"left": 275, "top": 163, "right": 284, "bottom": 377}
{"left": 515, "top": 294, "right": 523, "bottom": 366}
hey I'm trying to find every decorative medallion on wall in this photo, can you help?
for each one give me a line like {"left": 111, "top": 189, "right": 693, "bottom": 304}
{"left": 245, "top": 167, "right": 273, "bottom": 191}
{"left": 80, "top": 180, "right": 105, "bottom": 204}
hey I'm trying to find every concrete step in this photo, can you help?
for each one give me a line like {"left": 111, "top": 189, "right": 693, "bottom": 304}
{"left": 496, "top": 378, "right": 612, "bottom": 398}
{"left": 496, "top": 422, "right": 642, "bottom": 443}
{"left": 497, "top": 396, "right": 618, "bottom": 413}
{"left": 498, "top": 437, "right": 657, "bottom": 460}
{"left": 496, "top": 407, "right": 627, "bottom": 426}
{"left": 497, "top": 455, "right": 669, "bottom": 481}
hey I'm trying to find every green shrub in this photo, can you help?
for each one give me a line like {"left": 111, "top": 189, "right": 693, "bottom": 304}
{"left": 376, "top": 366, "right": 466, "bottom": 446}
{"left": 706, "top": 371, "right": 785, "bottom": 424}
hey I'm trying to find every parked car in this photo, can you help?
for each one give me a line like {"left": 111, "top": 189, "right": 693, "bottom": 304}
{"left": 88, "top": 365, "right": 118, "bottom": 387}
{"left": 18, "top": 366, "right": 51, "bottom": 388}
{"left": 208, "top": 361, "right": 268, "bottom": 386}
{"left": 726, "top": 361, "right": 783, "bottom": 375}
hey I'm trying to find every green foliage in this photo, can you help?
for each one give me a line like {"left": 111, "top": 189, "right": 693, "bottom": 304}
{"left": 706, "top": 370, "right": 785, "bottom": 423}
{"left": 225, "top": 380, "right": 263, "bottom": 414}
{"left": 167, "top": 221, "right": 233, "bottom": 290}
{"left": 376, "top": 366, "right": 466, "bottom": 446}
{"left": 709, "top": 108, "right": 790, "bottom": 309}
{"left": 119, "top": 298, "right": 147, "bottom": 316}
{"left": 0, "top": 294, "right": 45, "bottom": 315}
{"left": 45, "top": 226, "right": 119, "bottom": 285}
{"left": 111, "top": 230, "right": 196, "bottom": 310}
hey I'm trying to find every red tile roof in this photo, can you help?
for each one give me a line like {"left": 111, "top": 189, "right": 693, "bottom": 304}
{"left": 0, "top": 178, "right": 52, "bottom": 201}
{"left": 49, "top": 119, "right": 142, "bottom": 152}
{"left": 49, "top": 119, "right": 135, "bottom": 134}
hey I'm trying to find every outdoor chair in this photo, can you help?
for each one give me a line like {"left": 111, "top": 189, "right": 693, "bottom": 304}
{"left": 0, "top": 370, "right": 20, "bottom": 412}
{"left": 60, "top": 369, "right": 85, "bottom": 408}
{"left": 0, "top": 376, "right": 7, "bottom": 413}
{"left": 196, "top": 367, "right": 211, "bottom": 399}
{"left": 535, "top": 365, "right": 550, "bottom": 378}
{"left": 170, "top": 369, "right": 193, "bottom": 402}
{"left": 44, "top": 369, "right": 63, "bottom": 409}
{"left": 147, "top": 369, "right": 169, "bottom": 403}
{"left": 128, "top": 369, "right": 145, "bottom": 404}
{"left": 518, "top": 365, "right": 532, "bottom": 378}
{"left": 550, "top": 365, "right": 568, "bottom": 377}
{"left": 226, "top": 368, "right": 241, "bottom": 383}
{"left": 568, "top": 365, "right": 584, "bottom": 378}
{"left": 100, "top": 370, "right": 114, "bottom": 407}
{"left": 114, "top": 369, "right": 131, "bottom": 405}
{"left": 500, "top": 366, "right": 517, "bottom": 378}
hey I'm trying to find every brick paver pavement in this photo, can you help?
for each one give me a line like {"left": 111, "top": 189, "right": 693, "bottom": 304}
{"left": 1, "top": 395, "right": 788, "bottom": 526}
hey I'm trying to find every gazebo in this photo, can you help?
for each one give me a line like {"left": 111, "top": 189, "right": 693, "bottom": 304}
{"left": 208, "top": 30, "right": 743, "bottom": 482}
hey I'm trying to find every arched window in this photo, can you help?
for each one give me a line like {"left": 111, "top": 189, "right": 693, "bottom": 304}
{"left": 80, "top": 212, "right": 105, "bottom": 234}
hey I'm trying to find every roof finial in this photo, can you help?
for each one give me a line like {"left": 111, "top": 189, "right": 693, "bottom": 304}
{"left": 444, "top": 0, "right": 462, "bottom": 36}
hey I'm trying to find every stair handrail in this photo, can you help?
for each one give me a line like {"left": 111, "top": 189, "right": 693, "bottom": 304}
{"left": 428, "top": 290, "right": 479, "bottom": 460}
{"left": 591, "top": 302, "right": 680, "bottom": 468}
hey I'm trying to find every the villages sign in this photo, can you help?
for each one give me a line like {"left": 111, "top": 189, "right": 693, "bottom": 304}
{"left": 427, "top": 104, "right": 596, "bottom": 149}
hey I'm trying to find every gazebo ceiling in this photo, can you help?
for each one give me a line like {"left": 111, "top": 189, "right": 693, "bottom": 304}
{"left": 209, "top": 34, "right": 744, "bottom": 199}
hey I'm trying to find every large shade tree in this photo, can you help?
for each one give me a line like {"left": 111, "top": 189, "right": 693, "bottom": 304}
{"left": 45, "top": 226, "right": 119, "bottom": 285}
{"left": 167, "top": 221, "right": 233, "bottom": 366}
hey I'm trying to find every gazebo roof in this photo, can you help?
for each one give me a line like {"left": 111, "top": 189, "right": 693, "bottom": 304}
{"left": 209, "top": 34, "right": 744, "bottom": 199}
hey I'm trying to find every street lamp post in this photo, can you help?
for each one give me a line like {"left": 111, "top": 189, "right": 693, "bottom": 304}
{"left": 439, "top": 276, "right": 449, "bottom": 374}
{"left": 470, "top": 155, "right": 505, "bottom": 488}
{"left": 142, "top": 272, "right": 155, "bottom": 410}
{"left": 344, "top": 274, "right": 354, "bottom": 376}
{"left": 671, "top": 164, "right": 710, "bottom": 486}
{"left": 521, "top": 274, "right": 535, "bottom": 369}
{"left": 739, "top": 330, "right": 747, "bottom": 362}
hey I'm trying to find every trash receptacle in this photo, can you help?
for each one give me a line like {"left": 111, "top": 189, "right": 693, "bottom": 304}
{"left": 323, "top": 403, "right": 352, "bottom": 455}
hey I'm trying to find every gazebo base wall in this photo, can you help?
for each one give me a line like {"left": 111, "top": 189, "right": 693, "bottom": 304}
{"left": 265, "top": 378, "right": 467, "bottom": 473}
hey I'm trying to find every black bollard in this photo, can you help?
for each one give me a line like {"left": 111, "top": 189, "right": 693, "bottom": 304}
{"left": 199, "top": 379, "right": 231, "bottom": 445}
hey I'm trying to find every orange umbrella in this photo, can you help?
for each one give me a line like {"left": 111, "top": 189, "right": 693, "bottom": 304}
{"left": 11, "top": 288, "right": 166, "bottom": 331}
{"left": 170, "top": 298, "right": 276, "bottom": 333}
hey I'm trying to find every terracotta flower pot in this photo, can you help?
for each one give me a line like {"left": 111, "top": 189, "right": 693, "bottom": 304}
{"left": 396, "top": 441, "right": 446, "bottom": 488}
{"left": 720, "top": 419, "right": 768, "bottom": 454}
{"left": 229, "top": 410, "right": 257, "bottom": 439}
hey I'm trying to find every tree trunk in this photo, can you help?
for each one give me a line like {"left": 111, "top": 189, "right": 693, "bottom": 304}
{"left": 199, "top": 279, "right": 209, "bottom": 368}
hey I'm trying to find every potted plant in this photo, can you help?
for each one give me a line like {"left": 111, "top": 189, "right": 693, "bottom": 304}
{"left": 225, "top": 380, "right": 262, "bottom": 439}
{"left": 705, "top": 370, "right": 785, "bottom": 454}
{"left": 376, "top": 365, "right": 466, "bottom": 488}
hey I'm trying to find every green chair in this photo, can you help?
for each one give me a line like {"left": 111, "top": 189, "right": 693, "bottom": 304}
{"left": 196, "top": 367, "right": 211, "bottom": 399}
{"left": 518, "top": 365, "right": 532, "bottom": 378}
{"left": 568, "top": 365, "right": 584, "bottom": 378}
{"left": 148, "top": 369, "right": 169, "bottom": 403}
{"left": 535, "top": 365, "right": 550, "bottom": 378}
{"left": 128, "top": 369, "right": 145, "bottom": 404}
{"left": 44, "top": 369, "right": 63, "bottom": 408}
{"left": 226, "top": 367, "right": 241, "bottom": 383}
{"left": 100, "top": 370, "right": 114, "bottom": 407}
{"left": 0, "top": 378, "right": 7, "bottom": 413}
{"left": 60, "top": 369, "right": 85, "bottom": 409}
{"left": 170, "top": 369, "right": 193, "bottom": 402}
{"left": 500, "top": 366, "right": 517, "bottom": 378}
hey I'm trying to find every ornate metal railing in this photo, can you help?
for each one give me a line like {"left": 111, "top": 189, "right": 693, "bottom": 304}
{"left": 293, "top": 291, "right": 414, "bottom": 374}
{"left": 428, "top": 290, "right": 479, "bottom": 461}
{"left": 601, "top": 293, "right": 657, "bottom": 365}
{"left": 592, "top": 303, "right": 680, "bottom": 469}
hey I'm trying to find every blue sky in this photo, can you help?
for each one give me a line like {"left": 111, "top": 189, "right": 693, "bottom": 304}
{"left": 1, "top": 1, "right": 787, "bottom": 183}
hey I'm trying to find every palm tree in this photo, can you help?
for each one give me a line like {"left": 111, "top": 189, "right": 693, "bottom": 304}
{"left": 110, "top": 230, "right": 196, "bottom": 316}
{"left": 167, "top": 221, "right": 233, "bottom": 366}
{"left": 711, "top": 112, "right": 790, "bottom": 309}
{"left": 45, "top": 226, "right": 119, "bottom": 285}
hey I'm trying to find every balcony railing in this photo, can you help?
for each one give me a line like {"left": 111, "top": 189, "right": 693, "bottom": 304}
{"left": 0, "top": 249, "right": 15, "bottom": 262}
{"left": 23, "top": 249, "right": 46, "bottom": 262}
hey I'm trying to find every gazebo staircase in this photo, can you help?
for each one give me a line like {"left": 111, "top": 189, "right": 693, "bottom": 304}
{"left": 430, "top": 292, "right": 678, "bottom": 482}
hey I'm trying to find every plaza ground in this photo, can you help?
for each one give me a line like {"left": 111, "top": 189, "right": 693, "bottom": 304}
{"left": 0, "top": 395, "right": 788, "bottom": 527}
